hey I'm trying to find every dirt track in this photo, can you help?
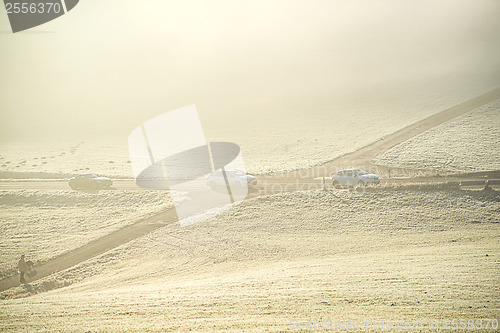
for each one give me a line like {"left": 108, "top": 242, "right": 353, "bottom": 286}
{"left": 311, "top": 87, "right": 500, "bottom": 177}
{"left": 1, "top": 88, "right": 499, "bottom": 293}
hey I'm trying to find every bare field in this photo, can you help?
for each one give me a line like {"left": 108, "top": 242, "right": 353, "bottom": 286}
{"left": 1, "top": 189, "right": 498, "bottom": 331}
{"left": 373, "top": 100, "right": 500, "bottom": 173}
{"left": 0, "top": 189, "right": 176, "bottom": 278}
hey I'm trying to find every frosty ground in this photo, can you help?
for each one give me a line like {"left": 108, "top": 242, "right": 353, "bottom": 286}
{"left": 374, "top": 100, "right": 500, "bottom": 173}
{"left": 1, "top": 188, "right": 498, "bottom": 332}
{"left": 0, "top": 190, "right": 174, "bottom": 278}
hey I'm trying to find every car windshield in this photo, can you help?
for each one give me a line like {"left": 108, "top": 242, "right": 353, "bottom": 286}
{"left": 355, "top": 169, "right": 369, "bottom": 175}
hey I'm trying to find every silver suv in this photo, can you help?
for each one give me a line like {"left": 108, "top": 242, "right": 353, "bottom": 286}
{"left": 332, "top": 168, "right": 379, "bottom": 188}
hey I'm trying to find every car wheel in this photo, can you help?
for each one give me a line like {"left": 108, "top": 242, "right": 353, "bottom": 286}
{"left": 332, "top": 181, "right": 340, "bottom": 189}
{"left": 357, "top": 181, "right": 365, "bottom": 188}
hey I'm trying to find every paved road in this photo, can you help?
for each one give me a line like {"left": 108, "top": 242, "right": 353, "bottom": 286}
{"left": 1, "top": 88, "right": 499, "bottom": 292}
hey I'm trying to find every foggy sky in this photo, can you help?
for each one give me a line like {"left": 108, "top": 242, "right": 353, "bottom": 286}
{"left": 1, "top": 0, "right": 499, "bottom": 142}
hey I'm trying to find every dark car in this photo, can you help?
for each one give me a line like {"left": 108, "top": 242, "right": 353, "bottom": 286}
{"left": 68, "top": 173, "right": 113, "bottom": 190}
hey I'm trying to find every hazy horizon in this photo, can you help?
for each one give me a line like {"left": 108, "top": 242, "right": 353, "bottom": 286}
{"left": 1, "top": 0, "right": 499, "bottom": 144}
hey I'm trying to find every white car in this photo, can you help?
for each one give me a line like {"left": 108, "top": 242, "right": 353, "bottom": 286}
{"left": 331, "top": 168, "right": 380, "bottom": 188}
{"left": 207, "top": 169, "right": 257, "bottom": 189}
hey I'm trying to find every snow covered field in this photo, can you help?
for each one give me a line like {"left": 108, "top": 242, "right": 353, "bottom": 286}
{"left": 374, "top": 100, "right": 500, "bottom": 173}
{"left": 1, "top": 189, "right": 498, "bottom": 331}
{"left": 0, "top": 189, "right": 174, "bottom": 277}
